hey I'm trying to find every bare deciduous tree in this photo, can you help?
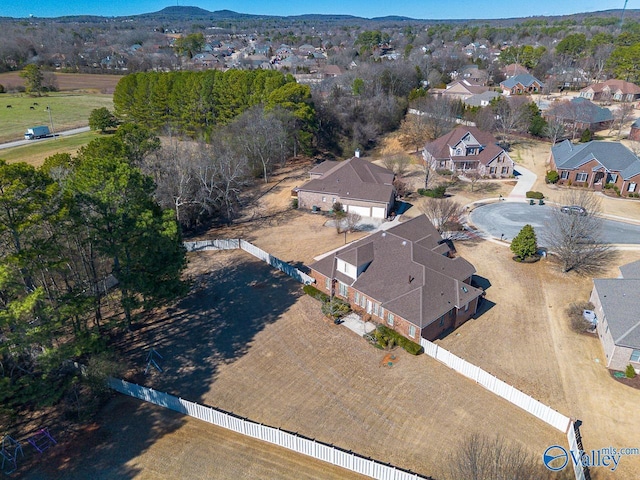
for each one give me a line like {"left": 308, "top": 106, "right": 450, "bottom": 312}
{"left": 420, "top": 198, "right": 464, "bottom": 235}
{"left": 543, "top": 118, "right": 566, "bottom": 145}
{"left": 610, "top": 103, "right": 635, "bottom": 139}
{"left": 544, "top": 190, "right": 616, "bottom": 274}
{"left": 447, "top": 433, "right": 553, "bottom": 480}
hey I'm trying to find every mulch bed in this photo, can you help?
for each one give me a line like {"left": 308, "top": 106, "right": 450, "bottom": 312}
{"left": 610, "top": 370, "right": 640, "bottom": 389}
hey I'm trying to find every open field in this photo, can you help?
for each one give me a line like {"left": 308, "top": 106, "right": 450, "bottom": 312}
{"left": 440, "top": 240, "right": 640, "bottom": 479}
{"left": 0, "top": 131, "right": 100, "bottom": 166}
{"left": 0, "top": 92, "right": 113, "bottom": 143}
{"left": 0, "top": 72, "right": 123, "bottom": 94}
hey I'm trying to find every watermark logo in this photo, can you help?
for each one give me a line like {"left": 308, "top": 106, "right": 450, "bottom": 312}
{"left": 543, "top": 445, "right": 569, "bottom": 471}
{"left": 543, "top": 445, "right": 640, "bottom": 472}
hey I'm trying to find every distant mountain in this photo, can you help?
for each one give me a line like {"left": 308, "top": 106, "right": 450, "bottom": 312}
{"left": 143, "top": 6, "right": 258, "bottom": 20}
{"left": 155, "top": 6, "right": 213, "bottom": 16}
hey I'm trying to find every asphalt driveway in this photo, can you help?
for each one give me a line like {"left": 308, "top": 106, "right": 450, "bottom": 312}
{"left": 469, "top": 201, "right": 640, "bottom": 244}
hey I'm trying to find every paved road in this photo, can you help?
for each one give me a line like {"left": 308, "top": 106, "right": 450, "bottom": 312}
{"left": 469, "top": 201, "right": 640, "bottom": 244}
{"left": 0, "top": 126, "right": 90, "bottom": 150}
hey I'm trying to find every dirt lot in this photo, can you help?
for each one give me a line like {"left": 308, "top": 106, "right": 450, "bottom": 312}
{"left": 440, "top": 240, "right": 640, "bottom": 480}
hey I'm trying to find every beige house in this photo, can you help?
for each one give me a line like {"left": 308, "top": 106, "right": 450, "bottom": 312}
{"left": 295, "top": 156, "right": 395, "bottom": 219}
{"left": 591, "top": 260, "right": 640, "bottom": 372}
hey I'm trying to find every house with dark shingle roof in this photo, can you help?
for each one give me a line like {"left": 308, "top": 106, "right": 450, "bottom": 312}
{"left": 295, "top": 156, "right": 395, "bottom": 218}
{"left": 591, "top": 260, "right": 640, "bottom": 371}
{"left": 549, "top": 140, "right": 640, "bottom": 195}
{"left": 500, "top": 74, "right": 543, "bottom": 95}
{"left": 543, "top": 97, "right": 613, "bottom": 136}
{"left": 309, "top": 215, "right": 484, "bottom": 342}
{"left": 423, "top": 126, "right": 514, "bottom": 177}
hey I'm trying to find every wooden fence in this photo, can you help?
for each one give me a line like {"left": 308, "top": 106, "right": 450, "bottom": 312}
{"left": 108, "top": 378, "right": 431, "bottom": 480}
{"left": 183, "top": 239, "right": 314, "bottom": 285}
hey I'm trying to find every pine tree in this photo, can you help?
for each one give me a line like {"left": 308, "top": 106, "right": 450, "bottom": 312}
{"left": 510, "top": 224, "right": 538, "bottom": 261}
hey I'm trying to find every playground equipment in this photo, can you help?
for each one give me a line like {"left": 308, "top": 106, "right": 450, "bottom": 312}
{"left": 27, "top": 428, "right": 57, "bottom": 454}
{"left": 0, "top": 435, "right": 23, "bottom": 474}
{"left": 144, "top": 347, "right": 163, "bottom": 375}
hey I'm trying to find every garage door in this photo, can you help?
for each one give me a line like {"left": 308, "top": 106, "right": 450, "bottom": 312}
{"left": 371, "top": 206, "right": 386, "bottom": 219}
{"left": 346, "top": 205, "right": 371, "bottom": 217}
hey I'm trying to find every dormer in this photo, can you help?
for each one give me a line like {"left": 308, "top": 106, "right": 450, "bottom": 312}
{"left": 336, "top": 242, "right": 374, "bottom": 280}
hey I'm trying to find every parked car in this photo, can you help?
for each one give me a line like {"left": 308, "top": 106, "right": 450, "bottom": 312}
{"left": 560, "top": 205, "right": 587, "bottom": 216}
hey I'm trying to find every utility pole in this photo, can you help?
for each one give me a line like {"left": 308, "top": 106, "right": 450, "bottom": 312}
{"left": 46, "top": 106, "right": 56, "bottom": 138}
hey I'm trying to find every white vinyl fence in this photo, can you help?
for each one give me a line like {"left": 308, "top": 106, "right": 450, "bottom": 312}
{"left": 567, "top": 422, "right": 587, "bottom": 480}
{"left": 183, "top": 239, "right": 314, "bottom": 285}
{"left": 420, "top": 339, "right": 570, "bottom": 432}
{"left": 108, "top": 378, "right": 431, "bottom": 480}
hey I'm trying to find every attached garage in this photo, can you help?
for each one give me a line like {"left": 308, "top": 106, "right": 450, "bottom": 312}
{"left": 346, "top": 205, "right": 371, "bottom": 217}
{"left": 371, "top": 206, "right": 386, "bottom": 219}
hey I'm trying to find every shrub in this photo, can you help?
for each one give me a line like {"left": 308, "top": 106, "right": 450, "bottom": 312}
{"left": 613, "top": 186, "right": 621, "bottom": 196}
{"left": 436, "top": 169, "right": 454, "bottom": 176}
{"left": 291, "top": 198, "right": 298, "bottom": 208}
{"left": 417, "top": 184, "right": 447, "bottom": 198}
{"left": 566, "top": 301, "right": 595, "bottom": 334}
{"left": 525, "top": 191, "right": 544, "bottom": 199}
{"left": 580, "top": 128, "right": 593, "bottom": 143}
{"left": 321, "top": 297, "right": 351, "bottom": 319}
{"left": 303, "top": 284, "right": 329, "bottom": 302}
{"left": 604, "top": 182, "right": 614, "bottom": 190}
{"left": 332, "top": 201, "right": 343, "bottom": 214}
{"left": 376, "top": 325, "right": 424, "bottom": 355}
{"left": 626, "top": 364, "right": 637, "bottom": 378}
{"left": 567, "top": 180, "right": 572, "bottom": 186}
{"left": 545, "top": 171, "right": 559, "bottom": 184}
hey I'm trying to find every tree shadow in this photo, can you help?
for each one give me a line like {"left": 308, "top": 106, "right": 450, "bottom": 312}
{"left": 24, "top": 252, "right": 301, "bottom": 479}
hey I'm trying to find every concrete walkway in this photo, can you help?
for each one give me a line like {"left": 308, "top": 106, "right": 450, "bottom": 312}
{"left": 340, "top": 312, "right": 376, "bottom": 336}
{"left": 507, "top": 165, "right": 537, "bottom": 201}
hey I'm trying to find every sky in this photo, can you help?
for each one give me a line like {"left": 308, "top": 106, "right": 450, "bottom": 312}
{"left": 0, "top": 0, "right": 629, "bottom": 20}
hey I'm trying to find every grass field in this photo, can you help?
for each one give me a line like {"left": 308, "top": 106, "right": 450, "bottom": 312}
{"left": 0, "top": 72, "right": 123, "bottom": 94}
{"left": 0, "top": 92, "right": 113, "bottom": 143}
{"left": 0, "top": 131, "right": 101, "bottom": 167}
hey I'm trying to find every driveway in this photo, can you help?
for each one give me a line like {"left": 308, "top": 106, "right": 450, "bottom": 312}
{"left": 469, "top": 202, "right": 640, "bottom": 244}
{"left": 507, "top": 165, "right": 537, "bottom": 201}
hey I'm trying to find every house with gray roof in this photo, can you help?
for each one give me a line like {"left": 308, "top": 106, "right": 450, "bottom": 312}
{"left": 591, "top": 261, "right": 640, "bottom": 371}
{"left": 500, "top": 74, "right": 543, "bottom": 95}
{"left": 295, "top": 156, "right": 395, "bottom": 219}
{"left": 464, "top": 90, "right": 501, "bottom": 108}
{"left": 543, "top": 97, "right": 613, "bottom": 136}
{"left": 549, "top": 140, "right": 640, "bottom": 196}
{"left": 309, "top": 215, "right": 484, "bottom": 342}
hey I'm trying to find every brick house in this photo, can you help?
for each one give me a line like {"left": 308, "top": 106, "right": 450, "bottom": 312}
{"left": 500, "top": 74, "right": 543, "bottom": 95}
{"left": 422, "top": 125, "right": 514, "bottom": 177}
{"left": 309, "top": 215, "right": 484, "bottom": 342}
{"left": 579, "top": 79, "right": 640, "bottom": 103}
{"left": 591, "top": 260, "right": 640, "bottom": 372}
{"left": 549, "top": 140, "right": 640, "bottom": 196}
{"left": 295, "top": 156, "right": 395, "bottom": 219}
{"left": 543, "top": 97, "right": 613, "bottom": 136}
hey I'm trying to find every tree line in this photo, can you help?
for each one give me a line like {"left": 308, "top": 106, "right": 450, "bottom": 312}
{"left": 0, "top": 132, "right": 187, "bottom": 418}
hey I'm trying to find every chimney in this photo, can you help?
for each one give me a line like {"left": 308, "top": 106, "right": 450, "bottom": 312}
{"left": 355, "top": 149, "right": 360, "bottom": 158}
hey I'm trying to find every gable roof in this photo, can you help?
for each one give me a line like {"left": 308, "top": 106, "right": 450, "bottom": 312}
{"left": 464, "top": 90, "right": 501, "bottom": 107}
{"left": 501, "top": 74, "right": 543, "bottom": 89}
{"left": 581, "top": 79, "right": 640, "bottom": 95}
{"left": 310, "top": 215, "right": 483, "bottom": 328}
{"left": 545, "top": 97, "right": 613, "bottom": 125}
{"left": 620, "top": 259, "right": 640, "bottom": 279}
{"left": 298, "top": 157, "right": 394, "bottom": 204}
{"left": 551, "top": 140, "right": 640, "bottom": 179}
{"left": 594, "top": 278, "right": 640, "bottom": 349}
{"left": 423, "top": 125, "right": 508, "bottom": 166}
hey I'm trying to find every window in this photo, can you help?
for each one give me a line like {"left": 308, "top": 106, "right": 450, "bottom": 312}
{"left": 380, "top": 307, "right": 384, "bottom": 318}
{"left": 631, "top": 349, "right": 640, "bottom": 363}
{"left": 576, "top": 172, "right": 588, "bottom": 183}
{"left": 629, "top": 183, "right": 637, "bottom": 193}
{"left": 360, "top": 295, "right": 366, "bottom": 308}
{"left": 325, "top": 278, "right": 331, "bottom": 290}
{"left": 338, "top": 282, "right": 348, "bottom": 297}
{"left": 373, "top": 303, "right": 379, "bottom": 317}
{"left": 561, "top": 171, "right": 569, "bottom": 180}
{"left": 354, "top": 291, "right": 360, "bottom": 304}
{"left": 332, "top": 197, "right": 336, "bottom": 204}
{"left": 322, "top": 196, "right": 326, "bottom": 202}
{"left": 439, "top": 316, "right": 444, "bottom": 327}
{"left": 464, "top": 302, "right": 469, "bottom": 312}
{"left": 388, "top": 313, "right": 394, "bottom": 326}
{"left": 489, "top": 167, "right": 497, "bottom": 174}
{"left": 501, "top": 166, "right": 509, "bottom": 174}
{"left": 408, "top": 325, "right": 416, "bottom": 338}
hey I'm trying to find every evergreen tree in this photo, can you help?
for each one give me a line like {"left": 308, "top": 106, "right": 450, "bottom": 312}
{"left": 510, "top": 224, "right": 538, "bottom": 260}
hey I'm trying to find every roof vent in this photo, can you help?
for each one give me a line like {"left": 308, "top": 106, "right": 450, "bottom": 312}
{"left": 402, "top": 241, "right": 407, "bottom": 246}
{"left": 381, "top": 232, "right": 386, "bottom": 237}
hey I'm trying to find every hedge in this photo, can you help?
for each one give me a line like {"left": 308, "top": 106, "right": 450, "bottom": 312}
{"left": 417, "top": 185, "right": 447, "bottom": 198}
{"left": 376, "top": 325, "right": 424, "bottom": 355}
{"left": 303, "top": 284, "right": 330, "bottom": 303}
{"left": 525, "top": 191, "right": 544, "bottom": 199}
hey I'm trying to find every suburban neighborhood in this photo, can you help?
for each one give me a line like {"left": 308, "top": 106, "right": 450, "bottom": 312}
{"left": 3, "top": 4, "right": 640, "bottom": 480}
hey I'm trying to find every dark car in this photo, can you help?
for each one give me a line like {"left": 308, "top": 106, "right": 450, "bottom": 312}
{"left": 560, "top": 205, "right": 587, "bottom": 216}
